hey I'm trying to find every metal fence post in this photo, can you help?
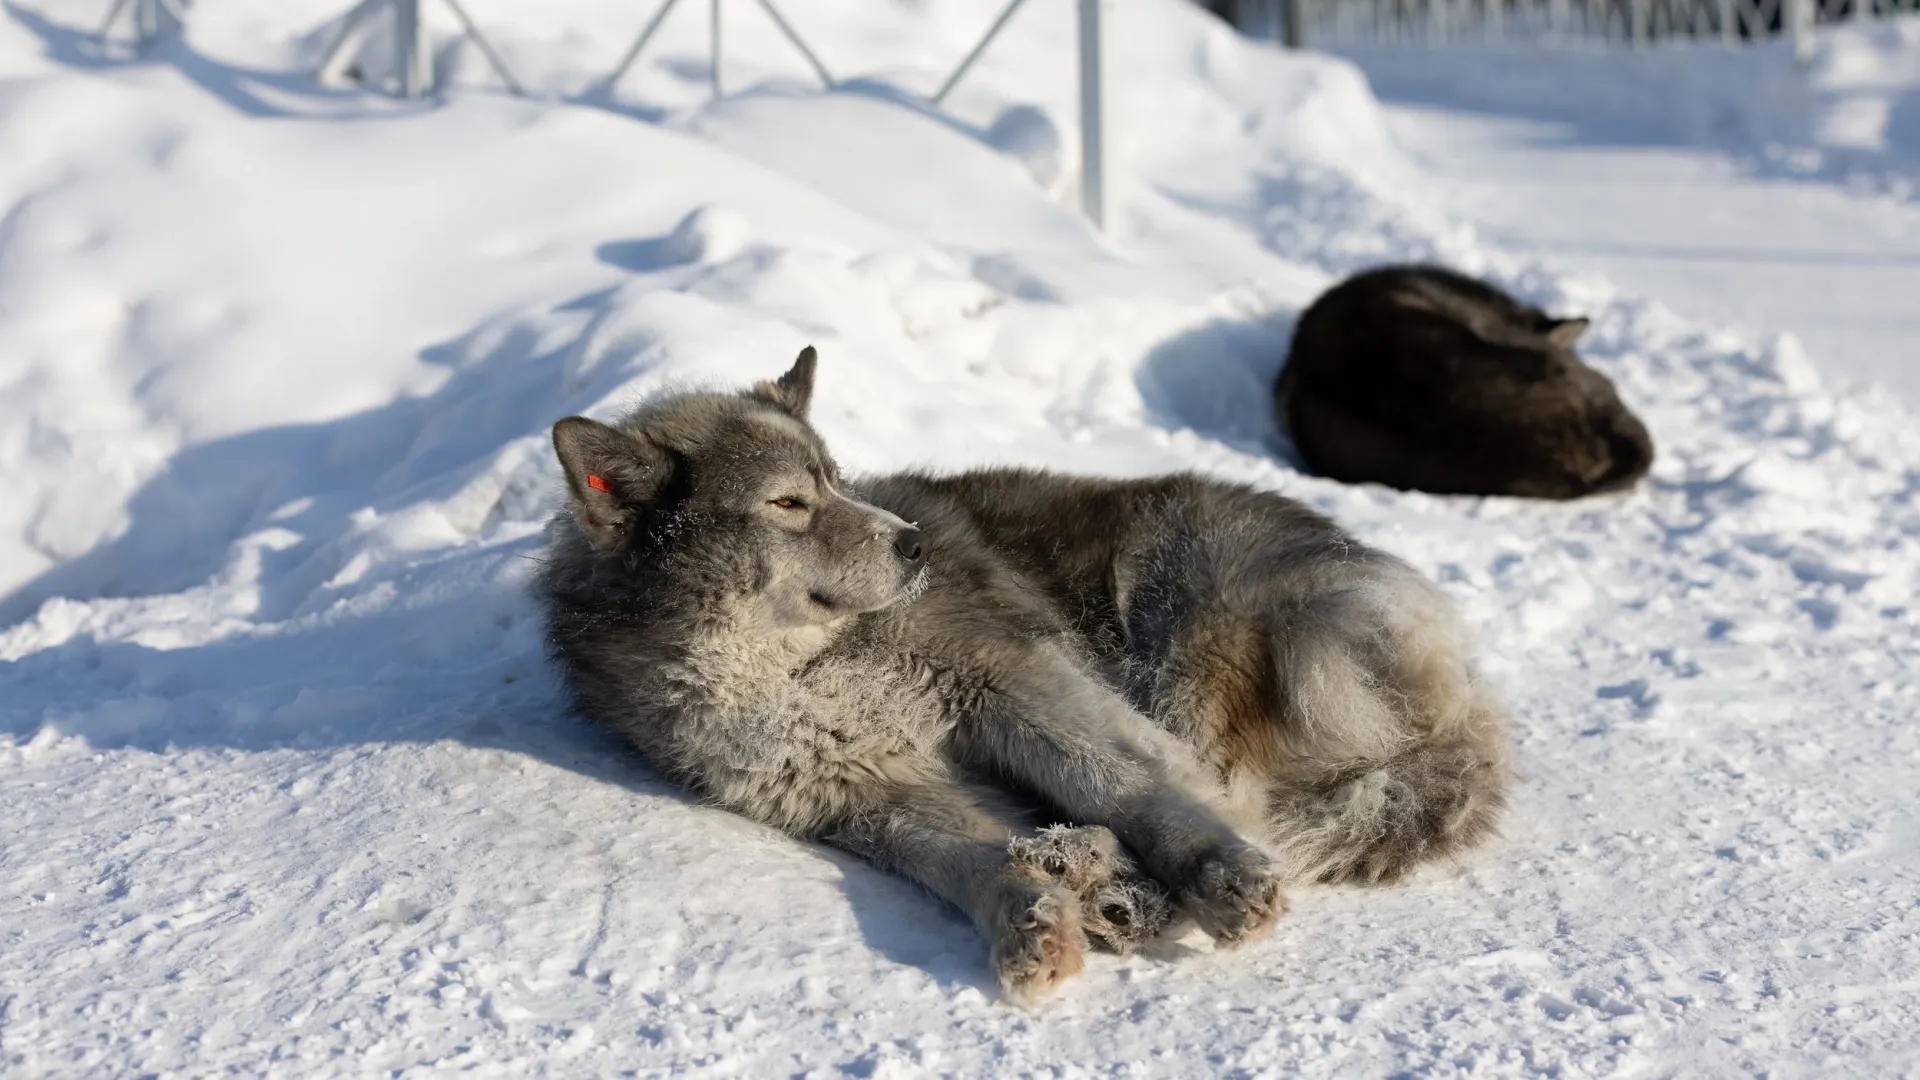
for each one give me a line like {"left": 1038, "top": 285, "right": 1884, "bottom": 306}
{"left": 134, "top": 0, "right": 160, "bottom": 41}
{"left": 710, "top": 0, "right": 723, "bottom": 99}
{"left": 1077, "top": 0, "right": 1107, "bottom": 231}
{"left": 394, "top": 0, "right": 429, "bottom": 99}
{"left": 1786, "top": 0, "right": 1811, "bottom": 65}
{"left": 316, "top": 0, "right": 522, "bottom": 99}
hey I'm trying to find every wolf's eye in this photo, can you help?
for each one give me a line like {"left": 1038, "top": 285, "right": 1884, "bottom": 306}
{"left": 770, "top": 497, "right": 807, "bottom": 510}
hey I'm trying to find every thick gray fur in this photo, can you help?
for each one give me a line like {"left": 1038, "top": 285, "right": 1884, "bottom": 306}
{"left": 537, "top": 348, "right": 1510, "bottom": 1001}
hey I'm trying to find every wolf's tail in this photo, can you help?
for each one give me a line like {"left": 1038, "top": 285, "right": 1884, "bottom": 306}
{"left": 1265, "top": 728, "right": 1509, "bottom": 885}
{"left": 1260, "top": 560, "right": 1511, "bottom": 885}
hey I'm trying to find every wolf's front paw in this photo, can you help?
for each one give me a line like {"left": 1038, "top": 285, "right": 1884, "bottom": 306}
{"left": 1009, "top": 824, "right": 1122, "bottom": 893}
{"left": 991, "top": 885, "right": 1086, "bottom": 1003}
{"left": 1177, "top": 844, "right": 1285, "bottom": 947}
{"left": 1009, "top": 825, "right": 1171, "bottom": 954}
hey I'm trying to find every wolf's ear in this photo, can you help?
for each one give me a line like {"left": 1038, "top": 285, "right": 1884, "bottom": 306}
{"left": 551, "top": 416, "right": 675, "bottom": 551}
{"left": 750, "top": 346, "right": 817, "bottom": 419}
{"left": 1541, "top": 316, "right": 1590, "bottom": 349}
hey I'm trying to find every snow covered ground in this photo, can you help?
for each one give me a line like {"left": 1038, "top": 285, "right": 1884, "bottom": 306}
{"left": 1339, "top": 21, "right": 1920, "bottom": 405}
{"left": 1, "top": 2, "right": 1916, "bottom": 1075}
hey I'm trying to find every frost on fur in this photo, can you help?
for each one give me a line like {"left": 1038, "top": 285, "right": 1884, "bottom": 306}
{"left": 1009, "top": 825, "right": 1173, "bottom": 954}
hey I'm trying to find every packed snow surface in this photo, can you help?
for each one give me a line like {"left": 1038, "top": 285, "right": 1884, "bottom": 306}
{"left": 2, "top": 2, "right": 1917, "bottom": 1075}
{"left": 1339, "top": 22, "right": 1920, "bottom": 406}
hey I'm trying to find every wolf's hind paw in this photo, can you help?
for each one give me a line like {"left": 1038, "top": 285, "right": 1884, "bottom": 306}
{"left": 1009, "top": 825, "right": 1171, "bottom": 953}
{"left": 992, "top": 885, "right": 1086, "bottom": 1003}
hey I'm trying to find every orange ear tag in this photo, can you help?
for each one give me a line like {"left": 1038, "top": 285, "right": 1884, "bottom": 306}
{"left": 587, "top": 474, "right": 611, "bottom": 493}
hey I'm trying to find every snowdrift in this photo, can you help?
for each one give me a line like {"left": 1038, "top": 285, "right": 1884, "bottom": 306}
{"left": 2, "top": 1, "right": 1916, "bottom": 1074}
{"left": 1345, "top": 16, "right": 1920, "bottom": 203}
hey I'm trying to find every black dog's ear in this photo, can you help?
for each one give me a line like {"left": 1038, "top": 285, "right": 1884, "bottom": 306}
{"left": 1541, "top": 316, "right": 1590, "bottom": 349}
{"left": 750, "top": 346, "right": 817, "bottom": 419}
{"left": 551, "top": 416, "right": 675, "bottom": 551}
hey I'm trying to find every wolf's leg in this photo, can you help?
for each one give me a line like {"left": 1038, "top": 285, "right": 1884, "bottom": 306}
{"left": 823, "top": 782, "right": 1086, "bottom": 1002}
{"left": 1007, "top": 825, "right": 1172, "bottom": 954}
{"left": 955, "top": 659, "right": 1284, "bottom": 948}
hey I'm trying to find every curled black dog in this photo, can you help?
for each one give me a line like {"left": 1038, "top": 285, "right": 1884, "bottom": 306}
{"left": 1276, "top": 264, "right": 1654, "bottom": 498}
{"left": 537, "top": 348, "right": 1510, "bottom": 1001}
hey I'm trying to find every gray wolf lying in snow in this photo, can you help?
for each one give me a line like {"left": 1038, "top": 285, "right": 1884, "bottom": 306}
{"left": 537, "top": 348, "right": 1510, "bottom": 1000}
{"left": 1276, "top": 264, "right": 1654, "bottom": 499}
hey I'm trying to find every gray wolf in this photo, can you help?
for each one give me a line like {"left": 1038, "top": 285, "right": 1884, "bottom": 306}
{"left": 1275, "top": 264, "right": 1654, "bottom": 499}
{"left": 537, "top": 348, "right": 1510, "bottom": 1001}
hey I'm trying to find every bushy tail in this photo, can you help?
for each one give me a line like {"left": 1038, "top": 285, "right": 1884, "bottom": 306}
{"left": 1266, "top": 724, "right": 1508, "bottom": 885}
{"left": 1262, "top": 562, "right": 1512, "bottom": 885}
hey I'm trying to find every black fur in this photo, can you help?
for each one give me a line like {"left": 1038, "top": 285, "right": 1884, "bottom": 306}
{"left": 1275, "top": 264, "right": 1654, "bottom": 499}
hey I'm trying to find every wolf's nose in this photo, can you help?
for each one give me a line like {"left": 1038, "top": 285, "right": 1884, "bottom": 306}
{"left": 892, "top": 527, "right": 927, "bottom": 565}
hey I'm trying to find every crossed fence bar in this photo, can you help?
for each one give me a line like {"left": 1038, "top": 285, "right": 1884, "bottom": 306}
{"left": 97, "top": 0, "right": 1114, "bottom": 230}
{"left": 96, "top": 0, "right": 186, "bottom": 42}
{"left": 595, "top": 0, "right": 1111, "bottom": 227}
{"left": 313, "top": 0, "right": 522, "bottom": 97}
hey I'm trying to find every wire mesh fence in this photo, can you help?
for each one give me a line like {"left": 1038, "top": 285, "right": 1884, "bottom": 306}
{"left": 1218, "top": 0, "right": 1918, "bottom": 48}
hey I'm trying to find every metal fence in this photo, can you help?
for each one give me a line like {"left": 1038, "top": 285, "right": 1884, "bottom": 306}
{"left": 96, "top": 0, "right": 1119, "bottom": 230}
{"left": 1221, "top": 0, "right": 1917, "bottom": 55}
{"left": 599, "top": 0, "right": 1116, "bottom": 230}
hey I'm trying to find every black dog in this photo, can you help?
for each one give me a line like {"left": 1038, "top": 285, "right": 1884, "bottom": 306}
{"left": 1275, "top": 265, "right": 1654, "bottom": 499}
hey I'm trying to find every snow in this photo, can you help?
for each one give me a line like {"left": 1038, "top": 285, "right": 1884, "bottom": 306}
{"left": 1337, "top": 22, "right": 1920, "bottom": 403}
{"left": 2, "top": 2, "right": 1917, "bottom": 1075}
